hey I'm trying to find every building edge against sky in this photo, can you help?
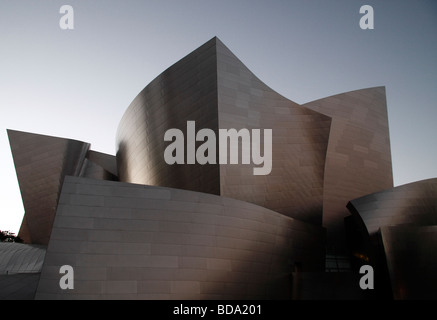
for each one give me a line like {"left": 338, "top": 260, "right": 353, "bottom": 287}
{"left": 2, "top": 37, "right": 436, "bottom": 299}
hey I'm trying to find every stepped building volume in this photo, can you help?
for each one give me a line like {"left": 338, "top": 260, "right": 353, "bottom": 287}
{"left": 2, "top": 37, "right": 436, "bottom": 300}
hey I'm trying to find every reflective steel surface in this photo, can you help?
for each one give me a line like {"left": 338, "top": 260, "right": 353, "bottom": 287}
{"left": 304, "top": 87, "right": 393, "bottom": 254}
{"left": 7, "top": 37, "right": 432, "bottom": 300}
{"left": 8, "top": 130, "right": 90, "bottom": 244}
{"left": 36, "top": 176, "right": 325, "bottom": 299}
{"left": 347, "top": 178, "right": 437, "bottom": 299}
{"left": 8, "top": 130, "right": 118, "bottom": 245}
{"left": 116, "top": 37, "right": 332, "bottom": 226}
{"left": 348, "top": 178, "right": 437, "bottom": 236}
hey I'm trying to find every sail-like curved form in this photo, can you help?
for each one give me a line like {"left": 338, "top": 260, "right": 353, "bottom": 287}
{"left": 347, "top": 178, "right": 437, "bottom": 236}
{"left": 116, "top": 37, "right": 331, "bottom": 225}
{"left": 7, "top": 130, "right": 117, "bottom": 245}
{"left": 7, "top": 36, "right": 415, "bottom": 300}
{"left": 7, "top": 130, "right": 90, "bottom": 244}
{"left": 346, "top": 178, "right": 437, "bottom": 299}
{"left": 303, "top": 87, "right": 393, "bottom": 252}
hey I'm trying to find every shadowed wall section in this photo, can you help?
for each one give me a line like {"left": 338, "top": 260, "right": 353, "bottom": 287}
{"left": 380, "top": 225, "right": 437, "bottom": 299}
{"left": 80, "top": 150, "right": 118, "bottom": 181}
{"left": 346, "top": 178, "right": 437, "bottom": 299}
{"left": 35, "top": 176, "right": 325, "bottom": 300}
{"left": 303, "top": 87, "right": 393, "bottom": 253}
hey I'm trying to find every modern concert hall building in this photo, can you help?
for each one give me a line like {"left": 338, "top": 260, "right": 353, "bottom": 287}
{"left": 1, "top": 37, "right": 436, "bottom": 300}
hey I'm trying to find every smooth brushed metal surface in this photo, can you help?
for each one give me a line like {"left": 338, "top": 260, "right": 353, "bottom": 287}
{"left": 7, "top": 37, "right": 415, "bottom": 300}
{"left": 36, "top": 176, "right": 325, "bottom": 299}
{"left": 116, "top": 37, "right": 332, "bottom": 226}
{"left": 304, "top": 86, "right": 393, "bottom": 254}
{"left": 7, "top": 130, "right": 90, "bottom": 245}
{"left": 348, "top": 178, "right": 437, "bottom": 236}
{"left": 8, "top": 130, "right": 118, "bottom": 245}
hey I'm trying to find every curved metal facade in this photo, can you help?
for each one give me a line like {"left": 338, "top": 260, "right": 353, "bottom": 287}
{"left": 346, "top": 178, "right": 437, "bottom": 299}
{"left": 215, "top": 39, "right": 331, "bottom": 225}
{"left": 348, "top": 178, "right": 437, "bottom": 236}
{"left": 116, "top": 38, "right": 220, "bottom": 196}
{"left": 116, "top": 37, "right": 393, "bottom": 239}
{"left": 0, "top": 243, "right": 46, "bottom": 274}
{"left": 7, "top": 130, "right": 118, "bottom": 245}
{"left": 116, "top": 37, "right": 331, "bottom": 225}
{"left": 36, "top": 176, "right": 325, "bottom": 299}
{"left": 7, "top": 37, "right": 421, "bottom": 300}
{"left": 303, "top": 87, "right": 393, "bottom": 253}
{"left": 8, "top": 130, "right": 90, "bottom": 245}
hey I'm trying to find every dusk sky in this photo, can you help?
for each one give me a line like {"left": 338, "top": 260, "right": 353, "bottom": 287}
{"left": 1, "top": 0, "right": 436, "bottom": 233}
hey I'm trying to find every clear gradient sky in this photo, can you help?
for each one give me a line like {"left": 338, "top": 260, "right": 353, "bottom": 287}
{"left": 1, "top": 0, "right": 436, "bottom": 234}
